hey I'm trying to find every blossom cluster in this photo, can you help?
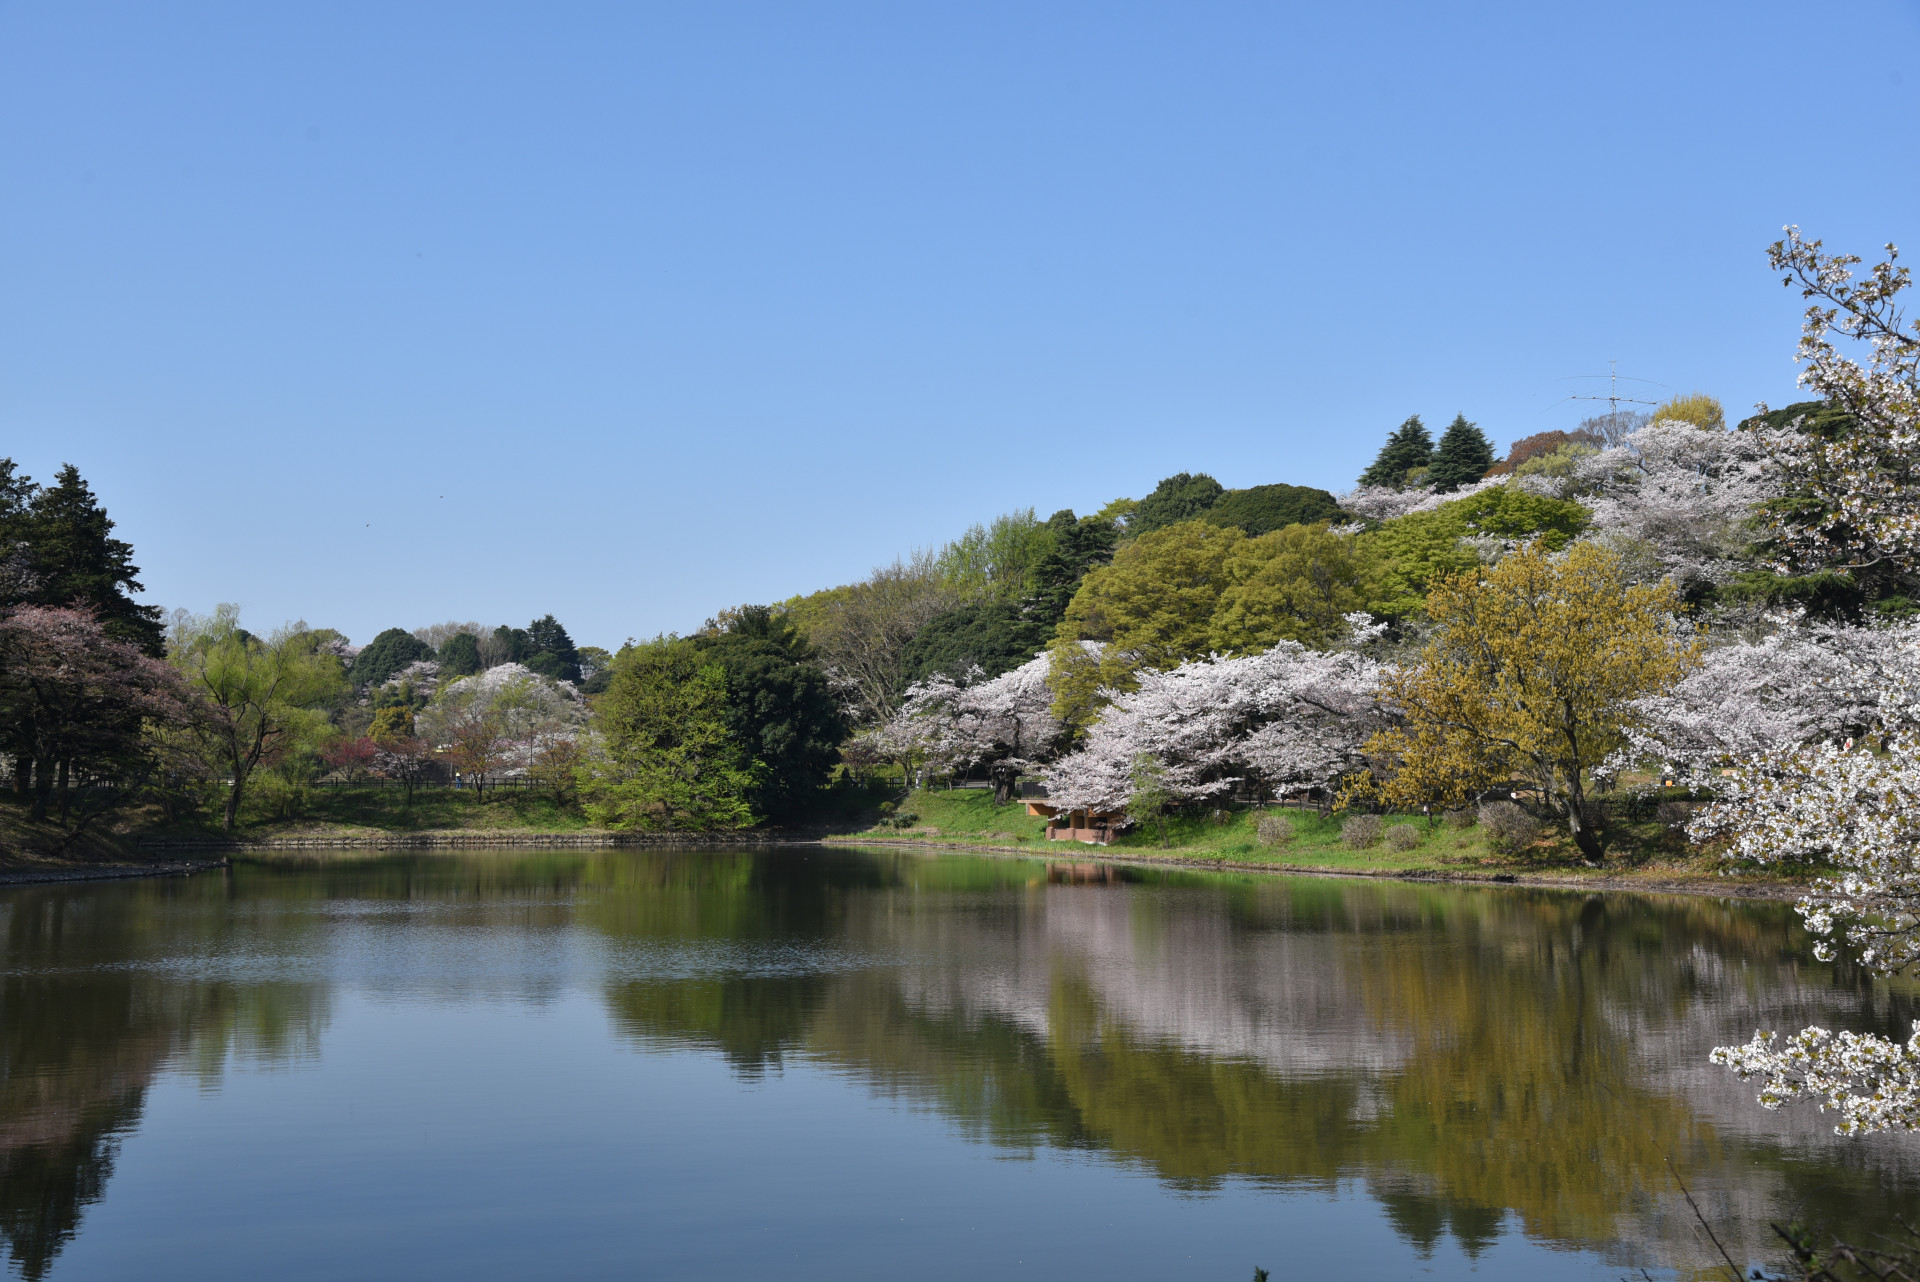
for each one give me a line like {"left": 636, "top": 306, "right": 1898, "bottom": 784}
{"left": 1042, "top": 630, "right": 1384, "bottom": 813}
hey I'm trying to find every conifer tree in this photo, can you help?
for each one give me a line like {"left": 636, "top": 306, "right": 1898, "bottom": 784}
{"left": 1427, "top": 414, "right": 1496, "bottom": 492}
{"left": 1, "top": 462, "right": 165, "bottom": 655}
{"left": 1356, "top": 417, "right": 1433, "bottom": 489}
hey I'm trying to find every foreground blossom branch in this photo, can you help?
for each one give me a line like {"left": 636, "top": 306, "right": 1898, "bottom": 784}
{"left": 1695, "top": 724, "right": 1920, "bottom": 1133}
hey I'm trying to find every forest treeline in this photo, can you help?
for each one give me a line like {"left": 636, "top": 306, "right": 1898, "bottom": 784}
{"left": 2, "top": 231, "right": 1915, "bottom": 868}
{"left": 0, "top": 380, "right": 1860, "bottom": 849}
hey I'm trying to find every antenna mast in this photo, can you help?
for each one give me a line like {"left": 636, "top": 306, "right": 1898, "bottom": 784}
{"left": 1567, "top": 360, "right": 1660, "bottom": 417}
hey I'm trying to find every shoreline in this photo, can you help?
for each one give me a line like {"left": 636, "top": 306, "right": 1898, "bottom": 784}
{"left": 832, "top": 836, "right": 1809, "bottom": 902}
{"left": 1, "top": 835, "right": 1806, "bottom": 904}
{"left": 0, "top": 857, "right": 229, "bottom": 887}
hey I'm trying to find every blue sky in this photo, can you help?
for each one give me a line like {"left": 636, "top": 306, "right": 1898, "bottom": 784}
{"left": 4, "top": 1, "right": 1918, "bottom": 650}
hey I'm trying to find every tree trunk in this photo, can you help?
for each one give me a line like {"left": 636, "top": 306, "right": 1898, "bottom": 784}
{"left": 55, "top": 759, "right": 70, "bottom": 824}
{"left": 29, "top": 757, "right": 51, "bottom": 822}
{"left": 1560, "top": 776, "right": 1603, "bottom": 862}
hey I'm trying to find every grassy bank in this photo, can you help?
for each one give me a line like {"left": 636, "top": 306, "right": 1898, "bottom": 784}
{"left": 141, "top": 786, "right": 598, "bottom": 843}
{"left": 841, "top": 787, "right": 1797, "bottom": 894}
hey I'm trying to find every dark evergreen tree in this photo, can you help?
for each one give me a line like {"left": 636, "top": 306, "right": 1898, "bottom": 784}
{"left": 1357, "top": 416, "right": 1434, "bottom": 489}
{"left": 1018, "top": 509, "right": 1120, "bottom": 641}
{"left": 1203, "top": 483, "right": 1343, "bottom": 535}
{"left": 437, "top": 631, "right": 482, "bottom": 677}
{"left": 901, "top": 601, "right": 1032, "bottom": 684}
{"left": 696, "top": 607, "right": 845, "bottom": 821}
{"left": 350, "top": 628, "right": 435, "bottom": 688}
{"left": 492, "top": 624, "right": 535, "bottom": 663}
{"left": 1128, "top": 473, "right": 1225, "bottom": 536}
{"left": 0, "top": 463, "right": 165, "bottom": 654}
{"left": 1427, "top": 414, "right": 1496, "bottom": 492}
{"left": 523, "top": 614, "right": 581, "bottom": 683}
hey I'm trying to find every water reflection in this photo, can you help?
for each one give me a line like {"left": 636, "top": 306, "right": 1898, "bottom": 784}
{"left": 1, "top": 848, "right": 1916, "bottom": 1278}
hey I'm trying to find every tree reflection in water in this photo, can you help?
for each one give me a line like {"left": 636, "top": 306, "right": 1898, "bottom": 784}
{"left": 0, "top": 880, "right": 329, "bottom": 1280}
{"left": 1, "top": 848, "right": 1915, "bottom": 1278}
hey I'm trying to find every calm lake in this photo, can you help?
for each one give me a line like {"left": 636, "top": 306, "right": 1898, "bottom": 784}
{"left": 2, "top": 847, "right": 1916, "bottom": 1280}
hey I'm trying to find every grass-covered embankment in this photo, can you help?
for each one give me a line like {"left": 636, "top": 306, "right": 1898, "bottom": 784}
{"left": 841, "top": 787, "right": 1800, "bottom": 895}
{"left": 142, "top": 786, "right": 598, "bottom": 843}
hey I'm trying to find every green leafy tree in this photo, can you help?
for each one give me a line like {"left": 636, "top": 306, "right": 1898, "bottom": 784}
{"left": 1203, "top": 483, "right": 1343, "bottom": 536}
{"left": 1357, "top": 416, "right": 1434, "bottom": 488}
{"left": 1427, "top": 415, "right": 1496, "bottom": 492}
{"left": 697, "top": 607, "right": 845, "bottom": 821}
{"left": 1210, "top": 523, "right": 1380, "bottom": 652}
{"left": 169, "top": 609, "right": 350, "bottom": 830}
{"left": 1128, "top": 473, "right": 1226, "bottom": 536}
{"left": 934, "top": 509, "right": 1056, "bottom": 600}
{"left": 578, "top": 645, "right": 615, "bottom": 694}
{"left": 436, "top": 631, "right": 482, "bottom": 676}
{"left": 1048, "top": 521, "right": 1246, "bottom": 727}
{"left": 582, "top": 637, "right": 760, "bottom": 831}
{"left": 1362, "top": 486, "right": 1590, "bottom": 617}
{"left": 350, "top": 628, "right": 434, "bottom": 688}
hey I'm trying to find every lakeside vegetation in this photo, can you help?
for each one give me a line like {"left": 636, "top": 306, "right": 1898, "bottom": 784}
{"left": 6, "top": 226, "right": 1920, "bottom": 1165}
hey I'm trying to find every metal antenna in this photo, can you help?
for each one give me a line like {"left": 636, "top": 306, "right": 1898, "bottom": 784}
{"left": 1564, "top": 360, "right": 1662, "bottom": 417}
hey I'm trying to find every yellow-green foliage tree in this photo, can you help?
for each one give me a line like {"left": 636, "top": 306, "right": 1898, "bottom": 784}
{"left": 581, "top": 637, "right": 760, "bottom": 831}
{"left": 167, "top": 608, "right": 348, "bottom": 830}
{"left": 1652, "top": 391, "right": 1725, "bottom": 432}
{"left": 1048, "top": 520, "right": 1379, "bottom": 727}
{"left": 1362, "top": 487, "right": 1591, "bottom": 617}
{"left": 1361, "top": 542, "right": 1698, "bottom": 861}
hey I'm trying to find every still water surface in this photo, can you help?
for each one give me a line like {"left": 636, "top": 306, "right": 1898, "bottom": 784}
{"left": 2, "top": 847, "right": 1917, "bottom": 1280}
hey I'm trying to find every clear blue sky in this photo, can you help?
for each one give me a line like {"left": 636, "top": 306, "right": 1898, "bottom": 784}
{"left": 4, "top": 1, "right": 1918, "bottom": 650}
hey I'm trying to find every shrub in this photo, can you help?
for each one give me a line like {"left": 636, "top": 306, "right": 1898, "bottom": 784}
{"left": 1478, "top": 801, "right": 1541, "bottom": 853}
{"left": 1256, "top": 813, "right": 1295, "bottom": 846}
{"left": 890, "top": 812, "right": 919, "bottom": 829}
{"left": 1656, "top": 800, "right": 1693, "bottom": 829}
{"left": 1443, "top": 808, "right": 1475, "bottom": 829}
{"left": 1342, "top": 814, "right": 1383, "bottom": 849}
{"left": 1385, "top": 824, "right": 1421, "bottom": 851}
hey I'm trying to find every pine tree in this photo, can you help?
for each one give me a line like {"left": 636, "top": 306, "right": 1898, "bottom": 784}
{"left": 1357, "top": 416, "right": 1434, "bottom": 489}
{"left": 525, "top": 614, "right": 581, "bottom": 683}
{"left": 1428, "top": 415, "right": 1496, "bottom": 492}
{"left": 19, "top": 464, "right": 165, "bottom": 654}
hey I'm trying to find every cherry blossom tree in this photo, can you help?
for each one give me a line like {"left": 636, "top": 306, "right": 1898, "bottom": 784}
{"left": 1573, "top": 418, "right": 1776, "bottom": 591}
{"left": 878, "top": 654, "right": 1059, "bottom": 803}
{"left": 1622, "top": 619, "right": 1912, "bottom": 778}
{"left": 1747, "top": 227, "right": 1920, "bottom": 576}
{"left": 1695, "top": 718, "right": 1920, "bottom": 1134}
{"left": 1042, "top": 621, "right": 1385, "bottom": 818}
{"left": 0, "top": 604, "right": 194, "bottom": 833}
{"left": 1687, "top": 230, "right": 1920, "bottom": 1134}
{"left": 1337, "top": 475, "right": 1506, "bottom": 523}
